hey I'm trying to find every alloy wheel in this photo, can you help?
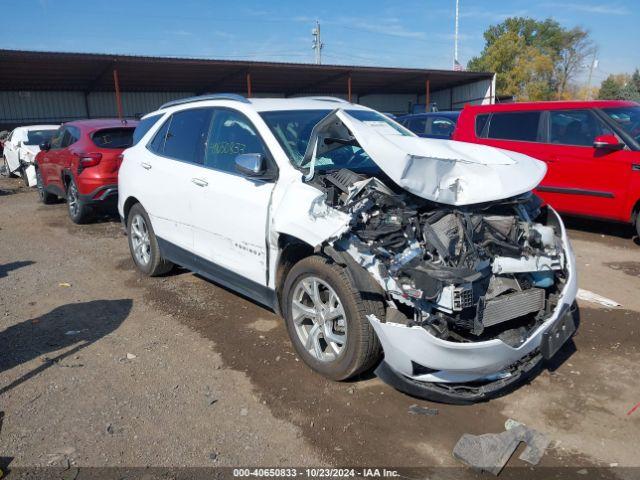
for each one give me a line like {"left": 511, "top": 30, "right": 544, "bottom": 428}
{"left": 36, "top": 170, "right": 45, "bottom": 200}
{"left": 130, "top": 213, "right": 151, "bottom": 266}
{"left": 291, "top": 276, "right": 347, "bottom": 362}
{"left": 67, "top": 182, "right": 79, "bottom": 217}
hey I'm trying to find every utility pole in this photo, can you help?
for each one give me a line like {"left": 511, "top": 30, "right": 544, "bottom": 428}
{"left": 312, "top": 20, "right": 323, "bottom": 65}
{"left": 585, "top": 54, "right": 598, "bottom": 100}
{"left": 453, "top": 0, "right": 460, "bottom": 70}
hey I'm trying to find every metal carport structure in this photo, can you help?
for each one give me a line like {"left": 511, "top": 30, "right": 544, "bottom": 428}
{"left": 0, "top": 49, "right": 495, "bottom": 128}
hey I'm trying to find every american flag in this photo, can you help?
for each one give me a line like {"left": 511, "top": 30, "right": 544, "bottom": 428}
{"left": 453, "top": 60, "right": 464, "bottom": 72}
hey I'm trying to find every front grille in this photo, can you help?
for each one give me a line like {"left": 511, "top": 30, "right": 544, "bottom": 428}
{"left": 482, "top": 288, "right": 545, "bottom": 328}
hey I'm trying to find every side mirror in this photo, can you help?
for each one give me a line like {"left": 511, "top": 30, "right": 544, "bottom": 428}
{"left": 235, "top": 153, "right": 266, "bottom": 177}
{"left": 593, "top": 134, "right": 623, "bottom": 151}
{"left": 39, "top": 142, "right": 51, "bottom": 151}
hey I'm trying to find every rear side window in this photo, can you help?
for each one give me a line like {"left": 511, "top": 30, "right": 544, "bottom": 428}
{"left": 92, "top": 128, "right": 135, "bottom": 149}
{"left": 407, "top": 117, "right": 427, "bottom": 135}
{"left": 484, "top": 111, "right": 542, "bottom": 142}
{"left": 133, "top": 114, "right": 163, "bottom": 145}
{"left": 151, "top": 108, "right": 212, "bottom": 164}
{"left": 475, "top": 114, "right": 490, "bottom": 137}
{"left": 427, "top": 117, "right": 456, "bottom": 137}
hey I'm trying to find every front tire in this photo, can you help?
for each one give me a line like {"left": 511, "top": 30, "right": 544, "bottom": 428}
{"left": 282, "top": 255, "right": 383, "bottom": 381}
{"left": 127, "top": 203, "right": 173, "bottom": 276}
{"left": 66, "top": 177, "right": 93, "bottom": 224}
{"left": 635, "top": 212, "right": 640, "bottom": 240}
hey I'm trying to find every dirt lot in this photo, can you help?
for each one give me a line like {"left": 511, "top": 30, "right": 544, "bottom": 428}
{"left": 1, "top": 175, "right": 639, "bottom": 477}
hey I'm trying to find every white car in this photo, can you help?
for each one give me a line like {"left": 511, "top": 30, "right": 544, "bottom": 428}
{"left": 118, "top": 95, "right": 577, "bottom": 403}
{"left": 2, "top": 125, "right": 59, "bottom": 186}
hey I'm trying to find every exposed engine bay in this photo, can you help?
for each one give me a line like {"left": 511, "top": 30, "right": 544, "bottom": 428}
{"left": 312, "top": 168, "right": 567, "bottom": 347}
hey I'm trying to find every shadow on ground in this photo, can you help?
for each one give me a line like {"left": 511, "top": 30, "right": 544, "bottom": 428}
{"left": 561, "top": 214, "right": 638, "bottom": 242}
{"left": 0, "top": 299, "right": 132, "bottom": 395}
{"left": 0, "top": 261, "right": 34, "bottom": 279}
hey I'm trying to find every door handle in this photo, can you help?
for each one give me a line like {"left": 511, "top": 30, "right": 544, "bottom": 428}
{"left": 140, "top": 162, "right": 152, "bottom": 170}
{"left": 191, "top": 178, "right": 208, "bottom": 187}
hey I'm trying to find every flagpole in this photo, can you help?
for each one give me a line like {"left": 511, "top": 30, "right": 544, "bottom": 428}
{"left": 454, "top": 0, "right": 459, "bottom": 70}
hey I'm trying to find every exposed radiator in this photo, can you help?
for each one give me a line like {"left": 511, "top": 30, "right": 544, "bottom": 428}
{"left": 481, "top": 288, "right": 545, "bottom": 328}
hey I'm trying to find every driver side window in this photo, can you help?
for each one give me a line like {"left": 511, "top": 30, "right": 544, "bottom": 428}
{"left": 549, "top": 110, "right": 614, "bottom": 147}
{"left": 204, "top": 109, "right": 267, "bottom": 174}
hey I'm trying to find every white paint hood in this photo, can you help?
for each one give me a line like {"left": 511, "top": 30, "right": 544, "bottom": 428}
{"left": 336, "top": 110, "right": 547, "bottom": 206}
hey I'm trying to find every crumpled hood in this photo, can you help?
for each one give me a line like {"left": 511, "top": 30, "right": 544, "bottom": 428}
{"left": 337, "top": 110, "right": 547, "bottom": 206}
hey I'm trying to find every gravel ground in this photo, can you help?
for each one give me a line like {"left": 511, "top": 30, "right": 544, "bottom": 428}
{"left": 1, "top": 176, "right": 639, "bottom": 477}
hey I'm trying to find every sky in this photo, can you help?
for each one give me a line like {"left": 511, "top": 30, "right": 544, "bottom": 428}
{"left": 1, "top": 0, "right": 638, "bottom": 86}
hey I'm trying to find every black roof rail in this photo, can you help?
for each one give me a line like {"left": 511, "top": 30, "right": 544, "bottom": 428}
{"left": 304, "top": 96, "right": 350, "bottom": 103}
{"left": 159, "top": 93, "right": 250, "bottom": 110}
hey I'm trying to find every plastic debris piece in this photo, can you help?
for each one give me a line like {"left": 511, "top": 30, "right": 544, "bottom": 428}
{"left": 453, "top": 424, "right": 549, "bottom": 475}
{"left": 126, "top": 353, "right": 136, "bottom": 360}
{"left": 408, "top": 404, "right": 439, "bottom": 416}
{"left": 58, "top": 282, "right": 72, "bottom": 288}
{"left": 576, "top": 288, "right": 621, "bottom": 308}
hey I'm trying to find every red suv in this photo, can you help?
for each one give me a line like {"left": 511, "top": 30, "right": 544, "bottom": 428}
{"left": 36, "top": 119, "right": 138, "bottom": 223}
{"left": 453, "top": 101, "right": 640, "bottom": 237}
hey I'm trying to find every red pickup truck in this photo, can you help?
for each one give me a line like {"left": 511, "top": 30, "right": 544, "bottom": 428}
{"left": 453, "top": 100, "right": 640, "bottom": 237}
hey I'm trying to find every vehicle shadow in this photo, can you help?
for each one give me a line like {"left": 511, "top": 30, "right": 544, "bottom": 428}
{"left": 0, "top": 299, "right": 132, "bottom": 395}
{"left": 0, "top": 260, "right": 34, "bottom": 279}
{"left": 561, "top": 214, "right": 638, "bottom": 242}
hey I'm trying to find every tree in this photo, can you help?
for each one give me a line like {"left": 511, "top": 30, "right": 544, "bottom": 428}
{"left": 598, "top": 75, "right": 622, "bottom": 99}
{"left": 632, "top": 69, "right": 640, "bottom": 92}
{"left": 619, "top": 82, "right": 640, "bottom": 102}
{"left": 556, "top": 28, "right": 596, "bottom": 97}
{"left": 468, "top": 17, "right": 595, "bottom": 100}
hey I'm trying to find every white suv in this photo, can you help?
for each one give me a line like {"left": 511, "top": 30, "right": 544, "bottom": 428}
{"left": 118, "top": 94, "right": 577, "bottom": 404}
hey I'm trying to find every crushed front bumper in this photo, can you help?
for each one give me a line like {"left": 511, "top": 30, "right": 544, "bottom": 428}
{"left": 368, "top": 207, "right": 578, "bottom": 403}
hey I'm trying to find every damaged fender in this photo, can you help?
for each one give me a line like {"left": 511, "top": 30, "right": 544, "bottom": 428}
{"left": 271, "top": 180, "right": 351, "bottom": 248}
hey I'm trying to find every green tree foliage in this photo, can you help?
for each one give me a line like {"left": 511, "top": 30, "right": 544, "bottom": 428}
{"left": 632, "top": 69, "right": 640, "bottom": 92}
{"left": 598, "top": 76, "right": 622, "bottom": 100}
{"left": 598, "top": 73, "right": 640, "bottom": 101}
{"left": 468, "top": 17, "right": 594, "bottom": 100}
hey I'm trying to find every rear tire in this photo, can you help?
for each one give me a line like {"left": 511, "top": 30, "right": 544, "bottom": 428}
{"left": 282, "top": 255, "right": 383, "bottom": 381}
{"left": 127, "top": 203, "right": 173, "bottom": 276}
{"left": 66, "top": 177, "right": 93, "bottom": 224}
{"left": 36, "top": 168, "right": 57, "bottom": 204}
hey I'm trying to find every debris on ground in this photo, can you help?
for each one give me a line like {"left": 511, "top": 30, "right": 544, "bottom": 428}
{"left": 65, "top": 330, "right": 82, "bottom": 336}
{"left": 58, "top": 282, "right": 72, "bottom": 288}
{"left": 627, "top": 402, "right": 640, "bottom": 416}
{"left": 126, "top": 353, "right": 136, "bottom": 360}
{"left": 576, "top": 288, "right": 621, "bottom": 308}
{"left": 453, "top": 421, "right": 550, "bottom": 475}
{"left": 209, "top": 452, "right": 218, "bottom": 462}
{"left": 408, "top": 404, "right": 439, "bottom": 416}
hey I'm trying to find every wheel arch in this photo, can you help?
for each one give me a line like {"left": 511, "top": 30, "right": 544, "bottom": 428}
{"left": 274, "top": 234, "right": 387, "bottom": 318}
{"left": 274, "top": 234, "right": 315, "bottom": 315}
{"left": 122, "top": 196, "right": 142, "bottom": 226}
{"left": 631, "top": 198, "right": 640, "bottom": 223}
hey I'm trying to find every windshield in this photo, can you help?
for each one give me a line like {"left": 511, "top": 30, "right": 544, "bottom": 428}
{"left": 25, "top": 129, "right": 57, "bottom": 146}
{"left": 260, "top": 109, "right": 411, "bottom": 174}
{"left": 601, "top": 106, "right": 640, "bottom": 143}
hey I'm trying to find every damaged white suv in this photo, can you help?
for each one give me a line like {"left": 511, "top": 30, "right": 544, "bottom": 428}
{"left": 119, "top": 95, "right": 577, "bottom": 403}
